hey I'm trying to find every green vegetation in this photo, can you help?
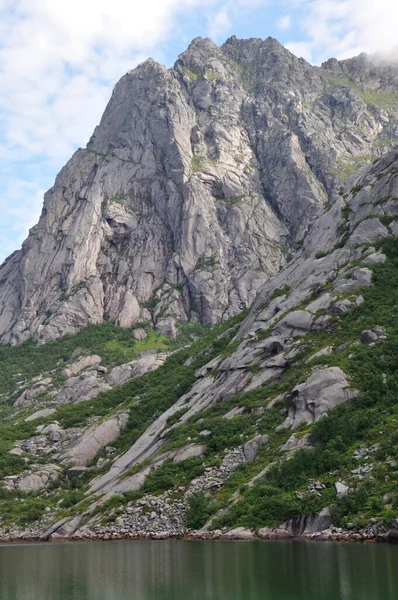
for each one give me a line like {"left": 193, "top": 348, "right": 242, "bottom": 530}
{"left": 195, "top": 254, "right": 219, "bottom": 271}
{"left": 270, "top": 285, "right": 291, "bottom": 300}
{"left": 179, "top": 66, "right": 201, "bottom": 80}
{"left": 187, "top": 492, "right": 218, "bottom": 529}
{"left": 4, "top": 235, "right": 398, "bottom": 534}
{"left": 0, "top": 322, "right": 172, "bottom": 398}
{"left": 191, "top": 155, "right": 214, "bottom": 173}
{"left": 142, "top": 458, "right": 205, "bottom": 495}
{"left": 211, "top": 237, "right": 398, "bottom": 530}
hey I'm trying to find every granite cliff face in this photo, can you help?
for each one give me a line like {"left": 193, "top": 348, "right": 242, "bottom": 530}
{"left": 1, "top": 37, "right": 398, "bottom": 345}
{"left": 2, "top": 148, "right": 398, "bottom": 543}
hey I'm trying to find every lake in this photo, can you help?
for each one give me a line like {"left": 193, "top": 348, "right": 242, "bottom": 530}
{"left": 0, "top": 540, "right": 396, "bottom": 599}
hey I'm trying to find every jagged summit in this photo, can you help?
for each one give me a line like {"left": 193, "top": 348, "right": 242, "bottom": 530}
{"left": 1, "top": 37, "right": 398, "bottom": 345}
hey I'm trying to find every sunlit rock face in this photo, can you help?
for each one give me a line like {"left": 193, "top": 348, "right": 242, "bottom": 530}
{"left": 1, "top": 36, "right": 398, "bottom": 345}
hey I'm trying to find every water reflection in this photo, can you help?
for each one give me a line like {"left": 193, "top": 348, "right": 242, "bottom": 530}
{"left": 0, "top": 540, "right": 396, "bottom": 600}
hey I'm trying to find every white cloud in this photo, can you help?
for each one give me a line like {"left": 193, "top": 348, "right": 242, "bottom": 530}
{"left": 286, "top": 0, "right": 398, "bottom": 64}
{"left": 208, "top": 9, "right": 232, "bottom": 40}
{"left": 278, "top": 15, "right": 291, "bottom": 31}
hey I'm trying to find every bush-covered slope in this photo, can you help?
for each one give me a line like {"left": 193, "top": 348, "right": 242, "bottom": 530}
{"left": 2, "top": 151, "right": 398, "bottom": 542}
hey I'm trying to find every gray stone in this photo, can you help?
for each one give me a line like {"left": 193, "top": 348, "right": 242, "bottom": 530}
{"left": 174, "top": 444, "right": 207, "bottom": 462}
{"left": 272, "top": 311, "right": 313, "bottom": 338}
{"left": 373, "top": 326, "right": 386, "bottom": 337}
{"left": 133, "top": 328, "right": 147, "bottom": 341}
{"left": 362, "top": 251, "right": 387, "bottom": 265}
{"left": 156, "top": 318, "right": 177, "bottom": 340}
{"left": 25, "top": 408, "right": 57, "bottom": 422}
{"left": 67, "top": 467, "right": 88, "bottom": 478}
{"left": 312, "top": 315, "right": 333, "bottom": 332}
{"left": 63, "top": 355, "right": 102, "bottom": 378}
{"left": 360, "top": 330, "right": 378, "bottom": 344}
{"left": 281, "top": 367, "right": 358, "bottom": 430}
{"left": 55, "top": 373, "right": 111, "bottom": 405}
{"left": 329, "top": 299, "right": 354, "bottom": 315}
{"left": 106, "top": 364, "right": 133, "bottom": 387}
{"left": 285, "top": 508, "right": 332, "bottom": 536}
{"left": 8, "top": 447, "right": 24, "bottom": 457}
{"left": 2, "top": 39, "right": 396, "bottom": 347}
{"left": 279, "top": 433, "right": 312, "bottom": 456}
{"left": 306, "top": 294, "right": 333, "bottom": 314}
{"left": 347, "top": 218, "right": 389, "bottom": 247}
{"left": 58, "top": 413, "right": 129, "bottom": 467}
{"left": 222, "top": 527, "right": 255, "bottom": 540}
{"left": 198, "top": 430, "right": 212, "bottom": 438}
{"left": 243, "top": 435, "right": 269, "bottom": 462}
{"left": 335, "top": 481, "right": 349, "bottom": 498}
{"left": 6, "top": 464, "right": 62, "bottom": 491}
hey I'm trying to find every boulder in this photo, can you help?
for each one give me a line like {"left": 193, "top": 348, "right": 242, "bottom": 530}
{"left": 272, "top": 311, "right": 313, "bottom": 338}
{"left": 66, "top": 466, "right": 87, "bottom": 479}
{"left": 347, "top": 218, "right": 389, "bottom": 247}
{"left": 284, "top": 507, "right": 332, "bottom": 536}
{"left": 130, "top": 351, "right": 169, "bottom": 378}
{"left": 62, "top": 355, "right": 102, "bottom": 378}
{"left": 222, "top": 527, "right": 255, "bottom": 540}
{"left": 279, "top": 433, "right": 312, "bottom": 456}
{"left": 198, "top": 430, "right": 212, "bottom": 438}
{"left": 333, "top": 267, "right": 372, "bottom": 293}
{"left": 8, "top": 447, "right": 24, "bottom": 456}
{"left": 25, "top": 408, "right": 57, "bottom": 422}
{"left": 156, "top": 317, "right": 177, "bottom": 339}
{"left": 312, "top": 315, "right": 333, "bottom": 331}
{"left": 223, "top": 406, "right": 250, "bottom": 419}
{"left": 329, "top": 298, "right": 354, "bottom": 315}
{"left": 362, "top": 251, "right": 386, "bottom": 265}
{"left": 360, "top": 330, "right": 378, "bottom": 344}
{"left": 373, "top": 326, "right": 386, "bottom": 337}
{"left": 306, "top": 293, "right": 333, "bottom": 314}
{"left": 335, "top": 481, "right": 349, "bottom": 498}
{"left": 174, "top": 444, "right": 207, "bottom": 462}
{"left": 58, "top": 413, "right": 129, "bottom": 467}
{"left": 14, "top": 378, "right": 53, "bottom": 407}
{"left": 107, "top": 364, "right": 133, "bottom": 387}
{"left": 6, "top": 464, "right": 62, "bottom": 491}
{"left": 281, "top": 367, "right": 358, "bottom": 430}
{"left": 306, "top": 346, "right": 333, "bottom": 363}
{"left": 243, "top": 435, "right": 269, "bottom": 462}
{"left": 36, "top": 422, "right": 64, "bottom": 443}
{"left": 133, "top": 328, "right": 147, "bottom": 341}
{"left": 54, "top": 373, "right": 111, "bottom": 405}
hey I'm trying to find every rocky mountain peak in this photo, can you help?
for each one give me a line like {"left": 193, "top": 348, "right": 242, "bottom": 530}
{"left": 1, "top": 37, "right": 398, "bottom": 346}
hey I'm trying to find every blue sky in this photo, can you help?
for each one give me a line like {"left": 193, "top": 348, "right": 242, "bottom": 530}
{"left": 0, "top": 0, "right": 396, "bottom": 263}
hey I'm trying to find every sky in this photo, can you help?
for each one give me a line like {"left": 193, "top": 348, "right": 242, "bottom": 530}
{"left": 0, "top": 0, "right": 397, "bottom": 263}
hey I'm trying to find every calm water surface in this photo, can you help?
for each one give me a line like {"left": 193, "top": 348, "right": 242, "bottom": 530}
{"left": 0, "top": 540, "right": 397, "bottom": 600}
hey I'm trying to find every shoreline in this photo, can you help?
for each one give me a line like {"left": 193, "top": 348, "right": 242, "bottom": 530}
{"left": 1, "top": 527, "right": 397, "bottom": 545}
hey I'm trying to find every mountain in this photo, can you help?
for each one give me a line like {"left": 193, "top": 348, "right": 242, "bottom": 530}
{"left": 0, "top": 37, "right": 398, "bottom": 543}
{"left": 1, "top": 36, "right": 398, "bottom": 346}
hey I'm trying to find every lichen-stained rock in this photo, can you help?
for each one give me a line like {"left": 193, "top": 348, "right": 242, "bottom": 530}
{"left": 62, "top": 355, "right": 102, "bottom": 378}
{"left": 173, "top": 444, "right": 207, "bottom": 463}
{"left": 2, "top": 37, "right": 398, "bottom": 346}
{"left": 243, "top": 435, "right": 269, "bottom": 462}
{"left": 25, "top": 408, "right": 57, "bottom": 422}
{"left": 54, "top": 372, "right": 111, "bottom": 405}
{"left": 281, "top": 367, "right": 358, "bottom": 430}
{"left": 4, "top": 464, "right": 62, "bottom": 491}
{"left": 57, "top": 413, "right": 129, "bottom": 467}
{"left": 271, "top": 311, "right": 313, "bottom": 339}
{"left": 279, "top": 433, "right": 313, "bottom": 456}
{"left": 14, "top": 378, "right": 53, "bottom": 407}
{"left": 106, "top": 351, "right": 169, "bottom": 387}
